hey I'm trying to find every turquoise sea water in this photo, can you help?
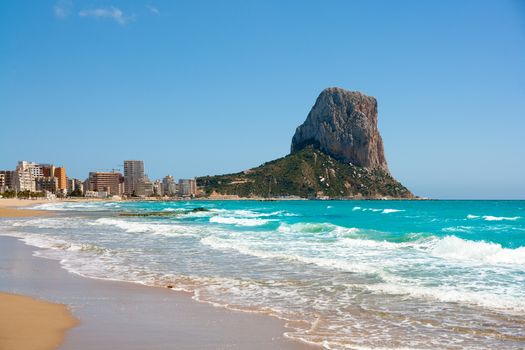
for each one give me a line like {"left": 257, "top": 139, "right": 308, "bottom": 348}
{"left": 1, "top": 200, "right": 524, "bottom": 349}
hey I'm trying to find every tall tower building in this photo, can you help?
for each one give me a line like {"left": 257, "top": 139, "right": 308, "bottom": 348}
{"left": 54, "top": 167, "right": 67, "bottom": 191}
{"left": 123, "top": 160, "right": 145, "bottom": 196}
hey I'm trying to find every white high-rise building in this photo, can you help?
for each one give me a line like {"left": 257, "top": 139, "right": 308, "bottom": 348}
{"left": 14, "top": 161, "right": 44, "bottom": 192}
{"left": 124, "top": 160, "right": 145, "bottom": 196}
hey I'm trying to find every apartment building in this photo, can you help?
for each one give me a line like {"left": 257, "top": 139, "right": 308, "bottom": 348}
{"left": 124, "top": 160, "right": 145, "bottom": 196}
{"left": 87, "top": 171, "right": 124, "bottom": 196}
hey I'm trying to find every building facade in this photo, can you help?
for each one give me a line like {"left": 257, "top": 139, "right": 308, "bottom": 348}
{"left": 153, "top": 180, "right": 163, "bottom": 196}
{"left": 178, "top": 179, "right": 197, "bottom": 197}
{"left": 162, "top": 175, "right": 177, "bottom": 196}
{"left": 0, "top": 170, "right": 14, "bottom": 193}
{"left": 54, "top": 167, "right": 67, "bottom": 192}
{"left": 124, "top": 160, "right": 145, "bottom": 196}
{"left": 35, "top": 177, "right": 58, "bottom": 193}
{"left": 87, "top": 171, "right": 123, "bottom": 196}
{"left": 13, "top": 161, "right": 67, "bottom": 194}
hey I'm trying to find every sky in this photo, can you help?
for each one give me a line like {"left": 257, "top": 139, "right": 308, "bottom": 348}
{"left": 1, "top": 0, "right": 524, "bottom": 199}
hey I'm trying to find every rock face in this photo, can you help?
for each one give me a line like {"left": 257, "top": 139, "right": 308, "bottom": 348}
{"left": 291, "top": 87, "right": 389, "bottom": 172}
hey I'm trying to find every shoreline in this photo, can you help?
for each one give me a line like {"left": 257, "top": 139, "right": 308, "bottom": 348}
{"left": 0, "top": 200, "right": 318, "bottom": 349}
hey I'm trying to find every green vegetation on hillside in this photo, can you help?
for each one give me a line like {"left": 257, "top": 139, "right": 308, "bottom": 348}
{"left": 197, "top": 146, "right": 413, "bottom": 199}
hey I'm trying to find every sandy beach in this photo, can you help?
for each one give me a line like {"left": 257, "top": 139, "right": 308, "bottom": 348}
{"left": 0, "top": 198, "right": 52, "bottom": 218}
{"left": 0, "top": 200, "right": 317, "bottom": 350}
{"left": 0, "top": 199, "right": 77, "bottom": 350}
{"left": 0, "top": 292, "right": 78, "bottom": 350}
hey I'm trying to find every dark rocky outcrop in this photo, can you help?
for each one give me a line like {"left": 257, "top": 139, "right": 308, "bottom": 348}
{"left": 291, "top": 87, "right": 389, "bottom": 172}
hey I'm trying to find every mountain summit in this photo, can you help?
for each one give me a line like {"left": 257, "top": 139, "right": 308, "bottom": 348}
{"left": 291, "top": 87, "right": 388, "bottom": 172}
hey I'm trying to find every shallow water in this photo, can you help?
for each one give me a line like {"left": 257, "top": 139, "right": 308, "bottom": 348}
{"left": 1, "top": 200, "right": 524, "bottom": 349}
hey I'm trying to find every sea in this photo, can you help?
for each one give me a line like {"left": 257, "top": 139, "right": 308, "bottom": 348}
{"left": 1, "top": 200, "right": 524, "bottom": 349}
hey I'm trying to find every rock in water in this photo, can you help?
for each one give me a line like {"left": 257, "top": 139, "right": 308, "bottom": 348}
{"left": 291, "top": 87, "right": 389, "bottom": 172}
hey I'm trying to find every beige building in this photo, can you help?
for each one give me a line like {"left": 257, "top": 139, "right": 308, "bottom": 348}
{"left": 162, "top": 175, "right": 177, "bottom": 196}
{"left": 14, "top": 161, "right": 67, "bottom": 194}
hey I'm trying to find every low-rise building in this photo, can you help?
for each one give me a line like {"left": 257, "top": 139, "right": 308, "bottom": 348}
{"left": 153, "top": 180, "right": 163, "bottom": 196}
{"left": 35, "top": 176, "right": 58, "bottom": 193}
{"left": 135, "top": 177, "right": 153, "bottom": 197}
{"left": 84, "top": 190, "right": 108, "bottom": 198}
{"left": 67, "top": 178, "right": 84, "bottom": 195}
{"left": 0, "top": 170, "right": 15, "bottom": 192}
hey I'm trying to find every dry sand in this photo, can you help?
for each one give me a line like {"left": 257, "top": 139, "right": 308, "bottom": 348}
{"left": 0, "top": 198, "right": 51, "bottom": 217}
{"left": 0, "top": 292, "right": 78, "bottom": 350}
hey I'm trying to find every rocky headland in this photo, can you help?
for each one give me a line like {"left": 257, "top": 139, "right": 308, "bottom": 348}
{"left": 198, "top": 87, "right": 413, "bottom": 199}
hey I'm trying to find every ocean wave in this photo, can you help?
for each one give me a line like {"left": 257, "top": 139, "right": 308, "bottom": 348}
{"left": 277, "top": 222, "right": 360, "bottom": 237}
{"left": 430, "top": 235, "right": 525, "bottom": 265}
{"left": 200, "top": 236, "right": 379, "bottom": 275}
{"left": 91, "top": 217, "right": 200, "bottom": 236}
{"left": 365, "top": 280, "right": 525, "bottom": 313}
{"left": 441, "top": 225, "right": 474, "bottom": 233}
{"left": 11, "top": 217, "right": 85, "bottom": 229}
{"left": 352, "top": 206, "right": 405, "bottom": 214}
{"left": 381, "top": 209, "right": 404, "bottom": 214}
{"left": 32, "top": 201, "right": 121, "bottom": 211}
{"left": 210, "top": 209, "right": 294, "bottom": 218}
{"left": 0, "top": 231, "right": 111, "bottom": 255}
{"left": 483, "top": 215, "right": 521, "bottom": 221}
{"left": 466, "top": 214, "right": 521, "bottom": 221}
{"left": 209, "top": 216, "right": 270, "bottom": 226}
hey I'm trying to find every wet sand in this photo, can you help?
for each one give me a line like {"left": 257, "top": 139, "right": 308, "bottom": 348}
{"left": 0, "top": 235, "right": 317, "bottom": 350}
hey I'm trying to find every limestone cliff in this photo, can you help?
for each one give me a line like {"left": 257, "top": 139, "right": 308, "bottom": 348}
{"left": 291, "top": 87, "right": 389, "bottom": 172}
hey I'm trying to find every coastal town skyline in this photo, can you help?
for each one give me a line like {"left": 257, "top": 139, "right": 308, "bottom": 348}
{"left": 0, "top": 159, "right": 198, "bottom": 198}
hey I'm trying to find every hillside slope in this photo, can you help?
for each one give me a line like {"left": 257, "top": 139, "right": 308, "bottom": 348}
{"left": 197, "top": 146, "right": 413, "bottom": 199}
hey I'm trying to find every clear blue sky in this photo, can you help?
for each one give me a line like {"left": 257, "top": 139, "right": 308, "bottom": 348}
{"left": 1, "top": 0, "right": 524, "bottom": 199}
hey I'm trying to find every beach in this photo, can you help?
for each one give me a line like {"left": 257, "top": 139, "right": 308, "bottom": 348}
{"left": 0, "top": 199, "right": 317, "bottom": 350}
{"left": 1, "top": 199, "right": 524, "bottom": 349}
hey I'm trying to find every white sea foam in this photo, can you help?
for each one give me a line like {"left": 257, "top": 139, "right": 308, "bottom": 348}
{"left": 91, "top": 217, "right": 200, "bottom": 236}
{"left": 11, "top": 217, "right": 84, "bottom": 229}
{"left": 352, "top": 206, "right": 404, "bottom": 214}
{"left": 33, "top": 201, "right": 120, "bottom": 211}
{"left": 483, "top": 215, "right": 521, "bottom": 221}
{"left": 466, "top": 214, "right": 521, "bottom": 221}
{"left": 382, "top": 209, "right": 404, "bottom": 214}
{"left": 430, "top": 235, "right": 525, "bottom": 265}
{"left": 200, "top": 236, "right": 379, "bottom": 275}
{"left": 365, "top": 280, "right": 525, "bottom": 312}
{"left": 209, "top": 216, "right": 270, "bottom": 226}
{"left": 277, "top": 222, "right": 360, "bottom": 237}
